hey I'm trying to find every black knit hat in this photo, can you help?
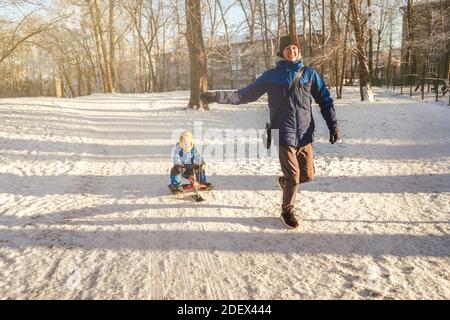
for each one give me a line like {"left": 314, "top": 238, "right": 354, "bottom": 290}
{"left": 276, "top": 35, "right": 300, "bottom": 58}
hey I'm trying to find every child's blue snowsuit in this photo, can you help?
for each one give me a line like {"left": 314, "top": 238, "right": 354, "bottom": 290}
{"left": 170, "top": 143, "right": 207, "bottom": 186}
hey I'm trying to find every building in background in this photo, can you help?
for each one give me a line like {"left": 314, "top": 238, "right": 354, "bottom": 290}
{"left": 401, "top": 0, "right": 450, "bottom": 79}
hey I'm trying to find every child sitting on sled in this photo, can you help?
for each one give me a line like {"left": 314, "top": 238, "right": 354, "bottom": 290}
{"left": 169, "top": 130, "right": 212, "bottom": 192}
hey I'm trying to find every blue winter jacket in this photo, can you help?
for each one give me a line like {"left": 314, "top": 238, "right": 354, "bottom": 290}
{"left": 172, "top": 143, "right": 203, "bottom": 166}
{"left": 216, "top": 59, "right": 338, "bottom": 147}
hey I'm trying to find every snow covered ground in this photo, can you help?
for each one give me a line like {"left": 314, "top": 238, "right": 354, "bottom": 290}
{"left": 0, "top": 87, "right": 449, "bottom": 299}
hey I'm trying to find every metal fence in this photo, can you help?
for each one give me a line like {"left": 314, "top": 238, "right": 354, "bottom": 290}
{"left": 372, "top": 66, "right": 450, "bottom": 106}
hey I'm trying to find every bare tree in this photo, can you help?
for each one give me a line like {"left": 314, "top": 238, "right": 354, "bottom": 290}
{"left": 349, "top": 0, "right": 374, "bottom": 101}
{"left": 0, "top": 11, "right": 66, "bottom": 64}
{"left": 124, "top": 0, "right": 166, "bottom": 92}
{"left": 288, "top": 0, "right": 296, "bottom": 35}
{"left": 185, "top": 0, "right": 208, "bottom": 109}
{"left": 308, "top": 0, "right": 312, "bottom": 55}
{"left": 299, "top": 0, "right": 306, "bottom": 38}
{"left": 204, "top": 0, "right": 221, "bottom": 88}
{"left": 402, "top": 0, "right": 413, "bottom": 75}
{"left": 256, "top": 0, "right": 271, "bottom": 68}
{"left": 108, "top": 0, "right": 116, "bottom": 92}
{"left": 374, "top": 1, "right": 393, "bottom": 77}
{"left": 171, "top": 0, "right": 185, "bottom": 90}
{"left": 238, "top": 0, "right": 257, "bottom": 79}
{"left": 338, "top": 4, "right": 353, "bottom": 98}
{"left": 368, "top": 0, "right": 374, "bottom": 81}
{"left": 277, "top": 0, "right": 287, "bottom": 38}
{"left": 216, "top": 0, "right": 235, "bottom": 88}
{"left": 329, "top": 0, "right": 340, "bottom": 95}
{"left": 85, "top": 0, "right": 112, "bottom": 92}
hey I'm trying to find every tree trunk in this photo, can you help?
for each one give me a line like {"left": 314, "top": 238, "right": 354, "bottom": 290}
{"left": 277, "top": 0, "right": 283, "bottom": 38}
{"left": 330, "top": 0, "right": 339, "bottom": 95}
{"left": 118, "top": 36, "right": 126, "bottom": 92}
{"left": 76, "top": 57, "right": 83, "bottom": 96}
{"left": 257, "top": 0, "right": 270, "bottom": 68}
{"left": 93, "top": 0, "right": 113, "bottom": 93}
{"left": 308, "top": 0, "right": 312, "bottom": 56}
{"left": 321, "top": 0, "right": 325, "bottom": 74}
{"left": 238, "top": 0, "right": 257, "bottom": 80}
{"left": 404, "top": 0, "right": 413, "bottom": 75}
{"left": 368, "top": 0, "right": 373, "bottom": 81}
{"left": 301, "top": 0, "right": 306, "bottom": 39}
{"left": 148, "top": 49, "right": 156, "bottom": 92}
{"left": 185, "top": 0, "right": 208, "bottom": 110}
{"left": 262, "top": 0, "right": 271, "bottom": 67}
{"left": 387, "top": 25, "right": 393, "bottom": 86}
{"left": 216, "top": 0, "right": 232, "bottom": 89}
{"left": 162, "top": 21, "right": 168, "bottom": 92}
{"left": 108, "top": 0, "right": 116, "bottom": 92}
{"left": 147, "top": 3, "right": 157, "bottom": 92}
{"left": 288, "top": 0, "right": 296, "bottom": 36}
{"left": 86, "top": 73, "right": 93, "bottom": 95}
{"left": 54, "top": 72, "right": 62, "bottom": 98}
{"left": 281, "top": 0, "right": 288, "bottom": 33}
{"left": 82, "top": 36, "right": 98, "bottom": 90}
{"left": 38, "top": 72, "right": 43, "bottom": 96}
{"left": 375, "top": 29, "right": 381, "bottom": 79}
{"left": 349, "top": 0, "right": 374, "bottom": 101}
{"left": 87, "top": 1, "right": 107, "bottom": 92}
{"left": 338, "top": 5, "right": 351, "bottom": 98}
{"left": 60, "top": 65, "right": 75, "bottom": 98}
{"left": 137, "top": 5, "right": 143, "bottom": 92}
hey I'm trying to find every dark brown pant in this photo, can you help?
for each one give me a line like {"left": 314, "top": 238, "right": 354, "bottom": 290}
{"left": 278, "top": 143, "right": 314, "bottom": 212}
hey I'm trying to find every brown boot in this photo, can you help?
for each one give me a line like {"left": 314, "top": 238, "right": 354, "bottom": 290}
{"left": 280, "top": 210, "right": 299, "bottom": 229}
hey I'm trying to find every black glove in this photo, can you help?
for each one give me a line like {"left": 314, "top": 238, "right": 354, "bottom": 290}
{"left": 174, "top": 164, "right": 185, "bottom": 174}
{"left": 200, "top": 91, "right": 218, "bottom": 104}
{"left": 329, "top": 127, "right": 341, "bottom": 144}
{"left": 193, "top": 163, "right": 206, "bottom": 171}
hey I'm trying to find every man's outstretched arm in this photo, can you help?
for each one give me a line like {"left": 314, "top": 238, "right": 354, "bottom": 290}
{"left": 201, "top": 77, "right": 267, "bottom": 105}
